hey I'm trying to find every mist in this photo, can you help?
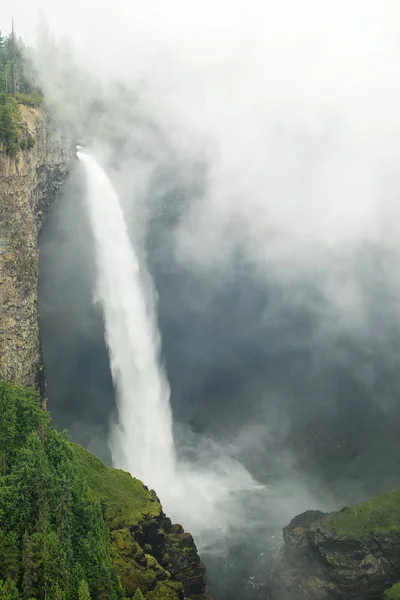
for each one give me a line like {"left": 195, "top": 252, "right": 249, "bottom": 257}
{"left": 4, "top": 0, "right": 400, "bottom": 597}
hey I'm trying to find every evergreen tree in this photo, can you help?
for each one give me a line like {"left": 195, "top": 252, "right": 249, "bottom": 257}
{"left": 0, "top": 579, "right": 20, "bottom": 600}
{"left": 0, "top": 382, "right": 124, "bottom": 600}
{"left": 78, "top": 580, "right": 91, "bottom": 600}
{"left": 0, "top": 531, "right": 20, "bottom": 582}
{"left": 0, "top": 22, "right": 42, "bottom": 154}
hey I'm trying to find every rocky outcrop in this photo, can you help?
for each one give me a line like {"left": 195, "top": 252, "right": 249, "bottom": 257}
{"left": 71, "top": 442, "right": 212, "bottom": 600}
{"left": 269, "top": 489, "right": 400, "bottom": 600}
{"left": 0, "top": 106, "right": 74, "bottom": 387}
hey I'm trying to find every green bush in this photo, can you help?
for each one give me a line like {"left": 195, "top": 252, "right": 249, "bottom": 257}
{"left": 14, "top": 91, "right": 44, "bottom": 108}
{"left": 20, "top": 134, "right": 35, "bottom": 151}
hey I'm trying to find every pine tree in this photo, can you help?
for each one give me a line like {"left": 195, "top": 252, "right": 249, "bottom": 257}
{"left": 0, "top": 531, "right": 20, "bottom": 581}
{"left": 0, "top": 579, "right": 21, "bottom": 600}
{"left": 21, "top": 531, "right": 35, "bottom": 600}
{"left": 78, "top": 579, "right": 91, "bottom": 600}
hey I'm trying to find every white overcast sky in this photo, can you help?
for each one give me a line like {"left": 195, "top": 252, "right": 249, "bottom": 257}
{"left": 2, "top": 1, "right": 400, "bottom": 57}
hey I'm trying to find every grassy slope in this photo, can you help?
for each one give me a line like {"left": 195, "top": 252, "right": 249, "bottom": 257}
{"left": 70, "top": 443, "right": 183, "bottom": 599}
{"left": 385, "top": 583, "right": 400, "bottom": 600}
{"left": 328, "top": 488, "right": 400, "bottom": 539}
{"left": 70, "top": 442, "right": 160, "bottom": 528}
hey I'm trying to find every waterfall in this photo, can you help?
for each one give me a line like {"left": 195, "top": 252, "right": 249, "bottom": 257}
{"left": 78, "top": 149, "right": 260, "bottom": 548}
{"left": 77, "top": 150, "right": 176, "bottom": 488}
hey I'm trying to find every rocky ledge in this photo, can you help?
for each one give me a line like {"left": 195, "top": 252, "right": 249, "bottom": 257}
{"left": 269, "top": 489, "right": 400, "bottom": 600}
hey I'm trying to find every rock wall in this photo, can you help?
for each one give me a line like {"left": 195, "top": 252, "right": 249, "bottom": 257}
{"left": 0, "top": 106, "right": 74, "bottom": 387}
{"left": 270, "top": 489, "right": 400, "bottom": 600}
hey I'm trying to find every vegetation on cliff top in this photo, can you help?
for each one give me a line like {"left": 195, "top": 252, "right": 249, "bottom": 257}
{"left": 70, "top": 443, "right": 161, "bottom": 530}
{"left": 385, "top": 583, "right": 400, "bottom": 600}
{"left": 328, "top": 487, "right": 400, "bottom": 539}
{"left": 0, "top": 25, "right": 41, "bottom": 156}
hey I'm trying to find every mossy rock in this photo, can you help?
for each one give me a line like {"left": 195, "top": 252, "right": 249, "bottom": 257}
{"left": 146, "top": 580, "right": 183, "bottom": 600}
{"left": 385, "top": 583, "right": 400, "bottom": 599}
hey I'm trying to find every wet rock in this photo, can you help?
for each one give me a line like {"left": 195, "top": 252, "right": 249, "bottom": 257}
{"left": 270, "top": 489, "right": 400, "bottom": 600}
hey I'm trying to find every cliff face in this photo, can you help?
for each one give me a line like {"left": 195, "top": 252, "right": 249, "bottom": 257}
{"left": 270, "top": 490, "right": 400, "bottom": 600}
{"left": 0, "top": 106, "right": 74, "bottom": 387}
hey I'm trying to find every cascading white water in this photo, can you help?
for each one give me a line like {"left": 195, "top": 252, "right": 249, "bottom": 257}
{"left": 78, "top": 149, "right": 260, "bottom": 548}
{"left": 77, "top": 150, "right": 176, "bottom": 488}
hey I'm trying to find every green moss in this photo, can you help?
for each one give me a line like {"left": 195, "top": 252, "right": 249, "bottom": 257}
{"left": 70, "top": 443, "right": 161, "bottom": 529}
{"left": 170, "top": 540, "right": 193, "bottom": 557}
{"left": 385, "top": 583, "right": 400, "bottom": 599}
{"left": 109, "top": 531, "right": 179, "bottom": 598}
{"left": 329, "top": 488, "right": 400, "bottom": 539}
{"left": 146, "top": 580, "right": 182, "bottom": 600}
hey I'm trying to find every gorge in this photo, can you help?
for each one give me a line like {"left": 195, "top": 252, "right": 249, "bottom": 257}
{"left": 2, "top": 2, "right": 400, "bottom": 599}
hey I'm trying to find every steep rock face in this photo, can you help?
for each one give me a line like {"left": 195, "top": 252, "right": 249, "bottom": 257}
{"left": 270, "top": 490, "right": 400, "bottom": 600}
{"left": 0, "top": 106, "right": 74, "bottom": 386}
{"left": 71, "top": 443, "right": 212, "bottom": 600}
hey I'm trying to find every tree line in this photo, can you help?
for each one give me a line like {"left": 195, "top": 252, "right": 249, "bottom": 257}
{"left": 0, "top": 381, "right": 125, "bottom": 600}
{"left": 0, "top": 23, "right": 41, "bottom": 156}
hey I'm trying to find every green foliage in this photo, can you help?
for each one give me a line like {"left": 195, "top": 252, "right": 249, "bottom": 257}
{"left": 0, "top": 92, "right": 23, "bottom": 155}
{"left": 0, "top": 580, "right": 20, "bottom": 600}
{"left": 132, "top": 590, "right": 145, "bottom": 600}
{"left": 14, "top": 91, "right": 43, "bottom": 108}
{"left": 385, "top": 583, "right": 400, "bottom": 599}
{"left": 78, "top": 580, "right": 91, "bottom": 600}
{"left": 0, "top": 382, "right": 124, "bottom": 600}
{"left": 0, "top": 26, "right": 42, "bottom": 154}
{"left": 0, "top": 579, "right": 21, "bottom": 599}
{"left": 19, "top": 134, "right": 35, "bottom": 150}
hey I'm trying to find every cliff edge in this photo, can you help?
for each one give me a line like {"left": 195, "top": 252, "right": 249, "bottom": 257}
{"left": 0, "top": 106, "right": 75, "bottom": 387}
{"left": 270, "top": 490, "right": 400, "bottom": 600}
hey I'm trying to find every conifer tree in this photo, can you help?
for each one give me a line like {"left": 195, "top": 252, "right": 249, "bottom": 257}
{"left": 78, "top": 580, "right": 91, "bottom": 600}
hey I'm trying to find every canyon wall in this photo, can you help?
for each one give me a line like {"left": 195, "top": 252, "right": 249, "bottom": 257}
{"left": 0, "top": 106, "right": 75, "bottom": 386}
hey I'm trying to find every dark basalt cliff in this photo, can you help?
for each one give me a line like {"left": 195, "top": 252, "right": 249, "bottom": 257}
{"left": 269, "top": 490, "right": 400, "bottom": 600}
{"left": 0, "top": 105, "right": 75, "bottom": 387}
